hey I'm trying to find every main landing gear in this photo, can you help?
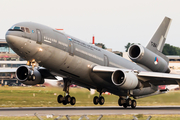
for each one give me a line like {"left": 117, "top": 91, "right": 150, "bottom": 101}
{"left": 57, "top": 94, "right": 76, "bottom": 105}
{"left": 57, "top": 79, "right": 76, "bottom": 105}
{"left": 93, "top": 92, "right": 105, "bottom": 105}
{"left": 118, "top": 97, "right": 137, "bottom": 108}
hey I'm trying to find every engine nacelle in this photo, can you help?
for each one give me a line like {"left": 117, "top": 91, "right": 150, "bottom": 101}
{"left": 128, "top": 44, "right": 170, "bottom": 73}
{"left": 111, "top": 70, "right": 141, "bottom": 90}
{"left": 16, "top": 65, "right": 44, "bottom": 85}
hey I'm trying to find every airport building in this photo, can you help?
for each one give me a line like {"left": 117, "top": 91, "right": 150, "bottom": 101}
{"left": 0, "top": 39, "right": 26, "bottom": 86}
{"left": 168, "top": 55, "right": 180, "bottom": 71}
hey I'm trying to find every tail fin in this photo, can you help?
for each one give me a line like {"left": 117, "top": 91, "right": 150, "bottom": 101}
{"left": 146, "top": 17, "right": 172, "bottom": 63}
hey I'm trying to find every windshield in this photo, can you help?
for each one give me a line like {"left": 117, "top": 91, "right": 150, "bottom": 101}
{"left": 14, "top": 26, "right": 21, "bottom": 30}
{"left": 9, "top": 26, "right": 30, "bottom": 33}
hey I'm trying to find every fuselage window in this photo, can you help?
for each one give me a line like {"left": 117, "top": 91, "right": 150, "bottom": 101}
{"left": 25, "top": 28, "right": 30, "bottom": 33}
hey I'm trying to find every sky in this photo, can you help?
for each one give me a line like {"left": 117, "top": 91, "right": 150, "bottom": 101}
{"left": 1, "top": 0, "right": 180, "bottom": 52}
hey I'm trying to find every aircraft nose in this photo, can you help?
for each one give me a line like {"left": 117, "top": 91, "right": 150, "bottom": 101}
{"left": 6, "top": 31, "right": 14, "bottom": 44}
{"left": 5, "top": 27, "right": 25, "bottom": 45}
{"left": 5, "top": 30, "right": 27, "bottom": 53}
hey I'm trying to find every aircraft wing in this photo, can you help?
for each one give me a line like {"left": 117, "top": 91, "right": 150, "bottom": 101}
{"left": 137, "top": 71, "right": 180, "bottom": 85}
{"left": 0, "top": 67, "right": 57, "bottom": 80}
{"left": 92, "top": 65, "right": 180, "bottom": 86}
{"left": 38, "top": 67, "right": 57, "bottom": 79}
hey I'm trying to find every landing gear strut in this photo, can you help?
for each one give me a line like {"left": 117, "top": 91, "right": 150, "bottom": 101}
{"left": 27, "top": 59, "right": 37, "bottom": 70}
{"left": 57, "top": 79, "right": 76, "bottom": 105}
{"left": 118, "top": 97, "right": 136, "bottom": 109}
{"left": 93, "top": 92, "right": 105, "bottom": 105}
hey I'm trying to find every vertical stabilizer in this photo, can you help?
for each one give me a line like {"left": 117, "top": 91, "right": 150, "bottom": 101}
{"left": 146, "top": 17, "right": 171, "bottom": 52}
{"left": 146, "top": 17, "right": 172, "bottom": 63}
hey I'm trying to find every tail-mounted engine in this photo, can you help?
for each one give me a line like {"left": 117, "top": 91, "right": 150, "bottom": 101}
{"left": 111, "top": 70, "right": 142, "bottom": 90}
{"left": 128, "top": 44, "right": 170, "bottom": 73}
{"left": 16, "top": 65, "right": 44, "bottom": 85}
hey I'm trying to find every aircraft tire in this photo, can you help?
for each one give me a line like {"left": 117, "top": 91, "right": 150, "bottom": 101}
{"left": 65, "top": 95, "right": 71, "bottom": 103}
{"left": 131, "top": 100, "right": 136, "bottom": 109}
{"left": 118, "top": 98, "right": 123, "bottom": 106}
{"left": 70, "top": 97, "right": 76, "bottom": 105}
{"left": 123, "top": 103, "right": 127, "bottom": 108}
{"left": 93, "top": 96, "right": 99, "bottom": 105}
{"left": 99, "top": 96, "right": 105, "bottom": 105}
{"left": 57, "top": 95, "right": 63, "bottom": 103}
{"left": 126, "top": 98, "right": 132, "bottom": 106}
{"left": 62, "top": 100, "right": 67, "bottom": 105}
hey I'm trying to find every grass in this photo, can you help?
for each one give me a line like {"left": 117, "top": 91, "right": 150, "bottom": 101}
{"left": 0, "top": 86, "right": 180, "bottom": 107}
{"left": 0, "top": 86, "right": 118, "bottom": 107}
{"left": 0, "top": 87, "right": 180, "bottom": 119}
{"left": 1, "top": 115, "right": 180, "bottom": 120}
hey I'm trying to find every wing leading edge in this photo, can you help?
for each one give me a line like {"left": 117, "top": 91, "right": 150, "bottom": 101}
{"left": 92, "top": 65, "right": 180, "bottom": 86}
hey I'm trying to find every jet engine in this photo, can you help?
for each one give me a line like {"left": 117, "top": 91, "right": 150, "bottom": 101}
{"left": 111, "top": 70, "right": 141, "bottom": 90}
{"left": 128, "top": 44, "right": 170, "bottom": 73}
{"left": 16, "top": 65, "right": 44, "bottom": 85}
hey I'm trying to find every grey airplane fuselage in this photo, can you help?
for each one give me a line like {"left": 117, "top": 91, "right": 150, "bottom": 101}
{"left": 6, "top": 22, "right": 156, "bottom": 96}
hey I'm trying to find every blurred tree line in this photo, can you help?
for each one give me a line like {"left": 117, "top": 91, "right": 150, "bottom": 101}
{"left": 125, "top": 42, "right": 180, "bottom": 55}
{"left": 162, "top": 44, "right": 180, "bottom": 55}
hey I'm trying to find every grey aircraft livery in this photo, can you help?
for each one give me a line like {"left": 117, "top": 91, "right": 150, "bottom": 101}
{"left": 4, "top": 17, "right": 180, "bottom": 108}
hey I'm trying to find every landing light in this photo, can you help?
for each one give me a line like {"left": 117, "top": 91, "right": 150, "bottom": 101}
{"left": 38, "top": 48, "right": 43, "bottom": 52}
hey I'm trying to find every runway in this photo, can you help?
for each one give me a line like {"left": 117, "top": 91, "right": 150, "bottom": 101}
{"left": 0, "top": 106, "right": 180, "bottom": 116}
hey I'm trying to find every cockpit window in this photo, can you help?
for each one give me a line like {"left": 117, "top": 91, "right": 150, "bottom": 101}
{"left": 14, "top": 26, "right": 21, "bottom": 30}
{"left": 21, "top": 27, "right": 25, "bottom": 32}
{"left": 10, "top": 26, "right": 14, "bottom": 29}
{"left": 8, "top": 26, "right": 23, "bottom": 32}
{"left": 8, "top": 26, "right": 30, "bottom": 33}
{"left": 25, "top": 28, "right": 30, "bottom": 33}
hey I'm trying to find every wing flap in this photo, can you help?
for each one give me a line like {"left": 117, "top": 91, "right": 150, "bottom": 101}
{"left": 138, "top": 71, "right": 180, "bottom": 80}
{"left": 138, "top": 71, "right": 180, "bottom": 85}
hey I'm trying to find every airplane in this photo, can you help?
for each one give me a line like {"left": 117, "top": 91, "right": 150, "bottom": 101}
{"left": 5, "top": 17, "right": 180, "bottom": 109}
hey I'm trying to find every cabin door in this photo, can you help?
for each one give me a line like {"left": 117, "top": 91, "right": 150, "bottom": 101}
{"left": 104, "top": 55, "right": 109, "bottom": 66}
{"left": 68, "top": 41, "right": 74, "bottom": 56}
{"left": 36, "top": 29, "right": 42, "bottom": 44}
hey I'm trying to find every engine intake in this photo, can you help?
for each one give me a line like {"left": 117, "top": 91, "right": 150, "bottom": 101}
{"left": 111, "top": 70, "right": 139, "bottom": 90}
{"left": 128, "top": 45, "right": 142, "bottom": 59}
{"left": 16, "top": 65, "right": 44, "bottom": 85}
{"left": 128, "top": 44, "right": 170, "bottom": 73}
